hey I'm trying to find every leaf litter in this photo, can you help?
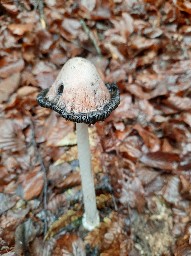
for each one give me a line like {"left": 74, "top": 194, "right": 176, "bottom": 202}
{"left": 0, "top": 0, "right": 191, "bottom": 255}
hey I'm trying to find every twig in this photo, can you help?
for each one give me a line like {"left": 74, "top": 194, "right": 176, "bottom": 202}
{"left": 80, "top": 19, "right": 102, "bottom": 56}
{"left": 30, "top": 118, "right": 48, "bottom": 236}
{"left": 32, "top": 0, "right": 46, "bottom": 29}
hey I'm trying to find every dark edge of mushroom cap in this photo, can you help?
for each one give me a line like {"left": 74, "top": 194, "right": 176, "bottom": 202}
{"left": 37, "top": 83, "right": 120, "bottom": 124}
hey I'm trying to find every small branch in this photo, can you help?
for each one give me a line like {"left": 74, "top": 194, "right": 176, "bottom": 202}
{"left": 30, "top": 119, "right": 48, "bottom": 236}
{"left": 80, "top": 19, "right": 102, "bottom": 56}
{"left": 32, "top": 0, "right": 46, "bottom": 29}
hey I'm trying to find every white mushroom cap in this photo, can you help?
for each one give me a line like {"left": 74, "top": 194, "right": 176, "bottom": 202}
{"left": 37, "top": 57, "right": 120, "bottom": 124}
{"left": 46, "top": 57, "right": 110, "bottom": 113}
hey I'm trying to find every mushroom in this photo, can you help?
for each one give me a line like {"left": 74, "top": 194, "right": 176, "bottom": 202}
{"left": 37, "top": 57, "right": 120, "bottom": 230}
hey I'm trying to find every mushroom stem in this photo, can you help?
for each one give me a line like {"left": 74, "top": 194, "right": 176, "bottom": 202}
{"left": 76, "top": 123, "right": 100, "bottom": 230}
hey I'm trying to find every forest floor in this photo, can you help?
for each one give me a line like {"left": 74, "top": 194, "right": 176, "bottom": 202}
{"left": 0, "top": 0, "right": 191, "bottom": 255}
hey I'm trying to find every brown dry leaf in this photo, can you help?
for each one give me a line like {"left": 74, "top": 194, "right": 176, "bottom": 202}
{"left": 8, "top": 23, "right": 34, "bottom": 35}
{"left": 179, "top": 175, "right": 191, "bottom": 200}
{"left": 49, "top": 48, "right": 67, "bottom": 66}
{"left": 137, "top": 166, "right": 160, "bottom": 186}
{"left": 0, "top": 73, "right": 21, "bottom": 103}
{"left": 106, "top": 68, "right": 127, "bottom": 83}
{"left": 81, "top": 0, "right": 96, "bottom": 12}
{"left": 110, "top": 93, "right": 133, "bottom": 121}
{"left": 57, "top": 171, "right": 81, "bottom": 189}
{"left": 130, "top": 35, "right": 158, "bottom": 51}
{"left": 127, "top": 84, "right": 150, "bottom": 99}
{"left": 178, "top": 154, "right": 191, "bottom": 171}
{"left": 145, "top": 175, "right": 165, "bottom": 194}
{"left": 109, "top": 12, "right": 134, "bottom": 38}
{"left": 32, "top": 61, "right": 55, "bottom": 75}
{"left": 134, "top": 124, "right": 160, "bottom": 151}
{"left": 119, "top": 141, "right": 142, "bottom": 160}
{"left": 135, "top": 71, "right": 160, "bottom": 90}
{"left": 36, "top": 71, "right": 57, "bottom": 89}
{"left": 175, "top": 244, "right": 191, "bottom": 256}
{"left": 164, "top": 95, "right": 191, "bottom": 111}
{"left": 1, "top": 1, "right": 19, "bottom": 14}
{"left": 163, "top": 123, "right": 187, "bottom": 143}
{"left": 19, "top": 167, "right": 44, "bottom": 200}
{"left": 17, "top": 86, "right": 38, "bottom": 97}
{"left": 57, "top": 131, "right": 77, "bottom": 146}
{"left": 137, "top": 50, "right": 157, "bottom": 67}
{"left": 120, "top": 176, "right": 145, "bottom": 211}
{"left": 48, "top": 193, "right": 67, "bottom": 213}
{"left": 21, "top": 71, "right": 37, "bottom": 87}
{"left": 173, "top": 0, "right": 191, "bottom": 14}
{"left": 43, "top": 114, "right": 74, "bottom": 147}
{"left": 143, "top": 26, "right": 163, "bottom": 39}
{"left": 0, "top": 119, "right": 25, "bottom": 152}
{"left": 138, "top": 99, "right": 154, "bottom": 122}
{"left": 175, "top": 223, "right": 191, "bottom": 256}
{"left": 162, "top": 176, "right": 181, "bottom": 205}
{"left": 161, "top": 138, "right": 174, "bottom": 153}
{"left": 0, "top": 193, "right": 17, "bottom": 215}
{"left": 140, "top": 152, "right": 180, "bottom": 171}
{"left": 0, "top": 166, "right": 10, "bottom": 190}
{"left": 0, "top": 59, "right": 24, "bottom": 79}
{"left": 48, "top": 162, "right": 72, "bottom": 184}
{"left": 127, "top": 82, "right": 167, "bottom": 100}
{"left": 181, "top": 112, "right": 191, "bottom": 127}
{"left": 104, "top": 42, "right": 125, "bottom": 62}
{"left": 91, "top": 5, "right": 111, "bottom": 20}
{"left": 37, "top": 30, "right": 53, "bottom": 53}
{"left": 53, "top": 233, "right": 85, "bottom": 256}
{"left": 61, "top": 18, "right": 82, "bottom": 40}
{"left": 55, "top": 146, "right": 78, "bottom": 165}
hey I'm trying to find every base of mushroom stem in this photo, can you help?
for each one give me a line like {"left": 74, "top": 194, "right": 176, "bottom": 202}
{"left": 82, "top": 211, "right": 100, "bottom": 231}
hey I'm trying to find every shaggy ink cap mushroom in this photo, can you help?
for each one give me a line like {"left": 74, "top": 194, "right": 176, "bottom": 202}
{"left": 37, "top": 57, "right": 120, "bottom": 230}
{"left": 37, "top": 57, "right": 120, "bottom": 124}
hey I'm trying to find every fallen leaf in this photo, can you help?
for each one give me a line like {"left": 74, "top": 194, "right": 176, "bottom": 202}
{"left": 57, "top": 171, "right": 81, "bottom": 189}
{"left": 0, "top": 73, "right": 21, "bottom": 103}
{"left": 37, "top": 30, "right": 53, "bottom": 53}
{"left": 134, "top": 124, "right": 160, "bottom": 151}
{"left": 19, "top": 167, "right": 44, "bottom": 200}
{"left": 0, "top": 194, "right": 17, "bottom": 215}
{"left": 8, "top": 23, "right": 34, "bottom": 36}
{"left": 1, "top": 1, "right": 18, "bottom": 14}
{"left": 0, "top": 59, "right": 24, "bottom": 80}
{"left": 162, "top": 176, "right": 181, "bottom": 205}
{"left": 57, "top": 131, "right": 77, "bottom": 146}
{"left": 0, "top": 119, "right": 25, "bottom": 152}
{"left": 140, "top": 152, "right": 180, "bottom": 171}
{"left": 55, "top": 146, "right": 78, "bottom": 165}
{"left": 81, "top": 0, "right": 96, "bottom": 12}
{"left": 164, "top": 95, "right": 191, "bottom": 111}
